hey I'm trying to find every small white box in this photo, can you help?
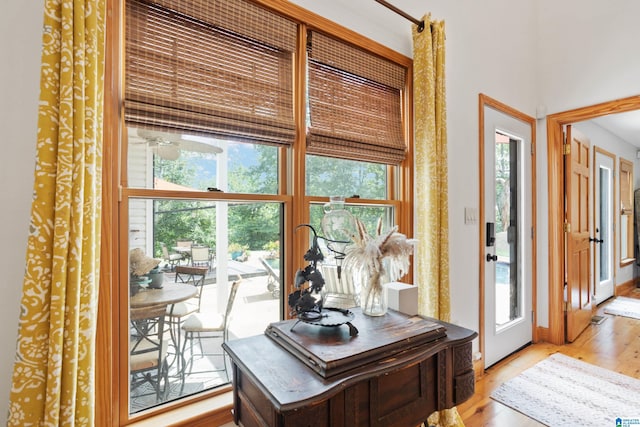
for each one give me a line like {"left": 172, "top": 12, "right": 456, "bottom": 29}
{"left": 385, "top": 282, "right": 418, "bottom": 316}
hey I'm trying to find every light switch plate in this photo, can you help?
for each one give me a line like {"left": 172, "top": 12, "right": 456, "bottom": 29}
{"left": 464, "top": 207, "right": 478, "bottom": 224}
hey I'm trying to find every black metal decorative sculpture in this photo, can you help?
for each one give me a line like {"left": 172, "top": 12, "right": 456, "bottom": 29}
{"left": 288, "top": 224, "right": 358, "bottom": 336}
{"left": 288, "top": 224, "right": 325, "bottom": 320}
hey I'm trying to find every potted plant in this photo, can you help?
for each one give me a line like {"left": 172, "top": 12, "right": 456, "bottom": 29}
{"left": 263, "top": 240, "right": 280, "bottom": 259}
{"left": 129, "top": 248, "right": 161, "bottom": 295}
{"left": 147, "top": 266, "right": 164, "bottom": 289}
{"left": 229, "top": 242, "right": 248, "bottom": 261}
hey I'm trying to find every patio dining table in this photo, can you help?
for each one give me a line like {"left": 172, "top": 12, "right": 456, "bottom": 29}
{"left": 130, "top": 282, "right": 197, "bottom": 309}
{"left": 172, "top": 246, "right": 192, "bottom": 255}
{"left": 130, "top": 282, "right": 198, "bottom": 382}
{"left": 172, "top": 246, "right": 192, "bottom": 264}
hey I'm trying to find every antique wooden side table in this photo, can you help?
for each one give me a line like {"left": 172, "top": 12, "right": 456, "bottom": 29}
{"left": 223, "top": 308, "right": 477, "bottom": 427}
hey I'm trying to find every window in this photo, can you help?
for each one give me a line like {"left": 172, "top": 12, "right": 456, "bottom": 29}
{"left": 304, "top": 29, "right": 408, "bottom": 265}
{"left": 105, "top": 0, "right": 413, "bottom": 423}
{"left": 306, "top": 30, "right": 407, "bottom": 164}
{"left": 127, "top": 127, "right": 280, "bottom": 194}
{"left": 619, "top": 157, "right": 634, "bottom": 265}
{"left": 127, "top": 195, "right": 283, "bottom": 413}
{"left": 122, "top": 0, "right": 296, "bottom": 415}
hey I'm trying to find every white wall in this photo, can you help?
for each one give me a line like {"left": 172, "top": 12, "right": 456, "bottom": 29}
{"left": 0, "top": 1, "right": 43, "bottom": 423}
{"left": 288, "top": 0, "right": 413, "bottom": 57}
{"left": 423, "top": 0, "right": 538, "bottom": 335}
{"left": 536, "top": 0, "right": 640, "bottom": 113}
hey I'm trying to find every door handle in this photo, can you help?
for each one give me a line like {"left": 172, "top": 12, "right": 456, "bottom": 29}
{"left": 486, "top": 222, "right": 495, "bottom": 247}
{"left": 589, "top": 237, "right": 604, "bottom": 244}
{"left": 486, "top": 254, "right": 498, "bottom": 262}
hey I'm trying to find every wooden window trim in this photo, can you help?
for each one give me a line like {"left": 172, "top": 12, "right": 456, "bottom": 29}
{"left": 99, "top": 0, "right": 414, "bottom": 425}
{"left": 619, "top": 157, "right": 634, "bottom": 266}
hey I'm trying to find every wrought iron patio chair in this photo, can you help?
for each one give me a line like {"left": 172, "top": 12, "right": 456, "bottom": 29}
{"left": 181, "top": 279, "right": 241, "bottom": 386}
{"left": 165, "top": 265, "right": 209, "bottom": 375}
{"left": 160, "top": 242, "right": 184, "bottom": 270}
{"left": 191, "top": 246, "right": 213, "bottom": 271}
{"left": 130, "top": 304, "right": 170, "bottom": 402}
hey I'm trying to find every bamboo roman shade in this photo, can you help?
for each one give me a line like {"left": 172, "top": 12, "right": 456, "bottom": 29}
{"left": 125, "top": 0, "right": 297, "bottom": 145}
{"left": 306, "top": 31, "right": 407, "bottom": 164}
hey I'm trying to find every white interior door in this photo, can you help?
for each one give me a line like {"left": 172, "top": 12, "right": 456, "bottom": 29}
{"left": 593, "top": 149, "right": 614, "bottom": 304}
{"left": 483, "top": 106, "right": 533, "bottom": 368}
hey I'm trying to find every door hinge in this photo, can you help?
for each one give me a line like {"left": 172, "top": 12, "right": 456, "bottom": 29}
{"left": 563, "top": 143, "right": 571, "bottom": 155}
{"left": 531, "top": 226, "right": 534, "bottom": 239}
{"left": 531, "top": 143, "right": 535, "bottom": 156}
{"left": 564, "top": 301, "right": 571, "bottom": 312}
{"left": 563, "top": 221, "right": 571, "bottom": 233}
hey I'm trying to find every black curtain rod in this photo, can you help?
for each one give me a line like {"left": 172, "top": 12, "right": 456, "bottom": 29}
{"left": 374, "top": 0, "right": 425, "bottom": 32}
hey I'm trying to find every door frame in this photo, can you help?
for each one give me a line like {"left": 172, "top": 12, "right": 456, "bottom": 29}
{"left": 478, "top": 94, "right": 537, "bottom": 368}
{"left": 546, "top": 94, "right": 640, "bottom": 344}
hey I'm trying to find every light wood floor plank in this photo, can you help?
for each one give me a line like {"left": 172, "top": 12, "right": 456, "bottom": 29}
{"left": 458, "top": 289, "right": 640, "bottom": 426}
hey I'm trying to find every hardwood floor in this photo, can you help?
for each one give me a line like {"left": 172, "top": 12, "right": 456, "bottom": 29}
{"left": 458, "top": 288, "right": 640, "bottom": 426}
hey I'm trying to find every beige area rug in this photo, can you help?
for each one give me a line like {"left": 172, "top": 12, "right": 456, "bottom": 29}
{"left": 490, "top": 353, "right": 640, "bottom": 426}
{"left": 604, "top": 296, "right": 640, "bottom": 320}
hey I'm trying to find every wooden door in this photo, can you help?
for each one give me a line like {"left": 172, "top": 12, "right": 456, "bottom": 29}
{"left": 565, "top": 126, "right": 592, "bottom": 342}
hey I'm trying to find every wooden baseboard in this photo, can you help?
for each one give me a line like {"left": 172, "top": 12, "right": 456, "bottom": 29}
{"left": 473, "top": 358, "right": 484, "bottom": 380}
{"left": 615, "top": 278, "right": 637, "bottom": 296}
{"left": 536, "top": 326, "right": 549, "bottom": 343}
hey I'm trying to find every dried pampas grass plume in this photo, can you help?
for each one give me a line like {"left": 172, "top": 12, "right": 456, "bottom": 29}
{"left": 344, "top": 218, "right": 415, "bottom": 313}
{"left": 345, "top": 218, "right": 415, "bottom": 278}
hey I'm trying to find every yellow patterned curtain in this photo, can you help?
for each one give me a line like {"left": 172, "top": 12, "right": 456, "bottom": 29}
{"left": 8, "top": 0, "right": 105, "bottom": 425}
{"left": 414, "top": 15, "right": 464, "bottom": 427}
{"left": 414, "top": 15, "right": 449, "bottom": 323}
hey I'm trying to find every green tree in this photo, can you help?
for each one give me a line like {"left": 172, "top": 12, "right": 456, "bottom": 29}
{"left": 154, "top": 155, "right": 196, "bottom": 186}
{"left": 306, "top": 155, "right": 386, "bottom": 198}
{"left": 152, "top": 145, "right": 390, "bottom": 257}
{"left": 152, "top": 156, "right": 217, "bottom": 256}
{"left": 227, "top": 145, "right": 280, "bottom": 250}
{"left": 306, "top": 155, "right": 388, "bottom": 235}
{"left": 495, "top": 140, "right": 511, "bottom": 234}
{"left": 229, "top": 203, "right": 280, "bottom": 250}
{"left": 228, "top": 145, "right": 278, "bottom": 194}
